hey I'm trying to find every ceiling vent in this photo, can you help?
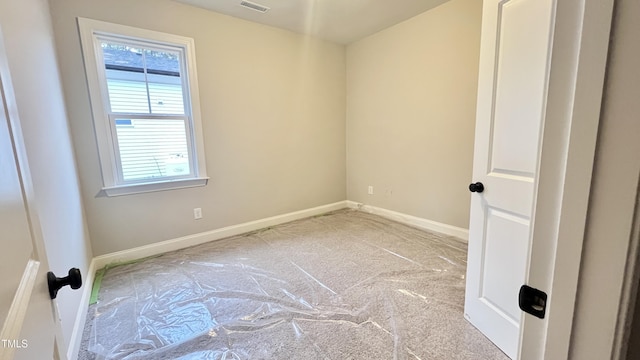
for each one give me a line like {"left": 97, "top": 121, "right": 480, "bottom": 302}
{"left": 239, "top": 1, "right": 270, "bottom": 13}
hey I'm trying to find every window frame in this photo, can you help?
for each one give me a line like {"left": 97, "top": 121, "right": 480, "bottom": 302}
{"left": 78, "top": 18, "right": 208, "bottom": 196}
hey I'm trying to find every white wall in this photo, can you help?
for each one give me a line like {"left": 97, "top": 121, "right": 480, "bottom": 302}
{"left": 49, "top": 0, "right": 347, "bottom": 256}
{"left": 346, "top": 0, "right": 482, "bottom": 229}
{"left": 0, "top": 0, "right": 92, "bottom": 353}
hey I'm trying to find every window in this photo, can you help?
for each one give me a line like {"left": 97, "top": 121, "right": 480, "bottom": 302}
{"left": 78, "top": 18, "right": 208, "bottom": 196}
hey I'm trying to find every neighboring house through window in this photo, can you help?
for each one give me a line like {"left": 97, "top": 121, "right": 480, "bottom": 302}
{"left": 78, "top": 18, "right": 207, "bottom": 196}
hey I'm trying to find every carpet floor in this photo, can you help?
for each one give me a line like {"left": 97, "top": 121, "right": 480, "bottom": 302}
{"left": 78, "top": 209, "right": 508, "bottom": 359}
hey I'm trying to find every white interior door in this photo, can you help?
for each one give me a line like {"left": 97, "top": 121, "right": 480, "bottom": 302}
{"left": 0, "top": 28, "right": 60, "bottom": 360}
{"left": 464, "top": 0, "right": 555, "bottom": 358}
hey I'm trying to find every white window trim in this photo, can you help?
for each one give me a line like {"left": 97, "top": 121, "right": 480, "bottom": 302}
{"left": 77, "top": 18, "right": 208, "bottom": 196}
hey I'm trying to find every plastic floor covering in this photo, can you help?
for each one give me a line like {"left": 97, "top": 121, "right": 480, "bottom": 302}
{"left": 78, "top": 209, "right": 508, "bottom": 360}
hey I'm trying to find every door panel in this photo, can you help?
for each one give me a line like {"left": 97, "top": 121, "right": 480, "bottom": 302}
{"left": 490, "top": 0, "right": 550, "bottom": 178}
{"left": 481, "top": 208, "right": 529, "bottom": 321}
{"left": 0, "top": 27, "right": 58, "bottom": 360}
{"left": 464, "top": 0, "right": 554, "bottom": 358}
{"left": 0, "top": 83, "right": 34, "bottom": 329}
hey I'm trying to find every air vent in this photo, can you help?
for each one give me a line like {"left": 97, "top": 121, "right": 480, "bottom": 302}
{"left": 240, "top": 0, "right": 270, "bottom": 13}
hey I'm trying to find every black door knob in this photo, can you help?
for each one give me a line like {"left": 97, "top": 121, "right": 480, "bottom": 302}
{"left": 469, "top": 182, "right": 484, "bottom": 193}
{"left": 47, "top": 268, "right": 82, "bottom": 299}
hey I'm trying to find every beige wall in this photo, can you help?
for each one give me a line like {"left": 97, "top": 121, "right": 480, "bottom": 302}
{"left": 0, "top": 0, "right": 93, "bottom": 352}
{"left": 49, "top": 0, "right": 346, "bottom": 256}
{"left": 345, "top": 0, "right": 481, "bottom": 229}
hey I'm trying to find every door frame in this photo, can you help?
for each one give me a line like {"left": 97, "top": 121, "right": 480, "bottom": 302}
{"left": 571, "top": 0, "right": 640, "bottom": 357}
{"left": 520, "top": 0, "right": 615, "bottom": 358}
{"left": 613, "top": 182, "right": 640, "bottom": 359}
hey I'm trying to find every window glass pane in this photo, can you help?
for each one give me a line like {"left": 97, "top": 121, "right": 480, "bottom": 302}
{"left": 106, "top": 76, "right": 150, "bottom": 113}
{"left": 102, "top": 42, "right": 144, "bottom": 70}
{"left": 114, "top": 118, "right": 191, "bottom": 181}
{"left": 148, "top": 80, "right": 185, "bottom": 115}
{"left": 101, "top": 41, "right": 185, "bottom": 115}
{"left": 143, "top": 48, "right": 181, "bottom": 75}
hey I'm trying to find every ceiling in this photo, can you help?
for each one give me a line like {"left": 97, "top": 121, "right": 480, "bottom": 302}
{"left": 174, "top": 0, "right": 450, "bottom": 44}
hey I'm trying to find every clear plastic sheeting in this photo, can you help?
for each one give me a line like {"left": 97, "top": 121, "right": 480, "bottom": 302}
{"left": 81, "top": 210, "right": 508, "bottom": 359}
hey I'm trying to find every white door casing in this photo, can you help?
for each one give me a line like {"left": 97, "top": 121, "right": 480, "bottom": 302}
{"left": 0, "top": 26, "right": 60, "bottom": 360}
{"left": 464, "top": 0, "right": 555, "bottom": 358}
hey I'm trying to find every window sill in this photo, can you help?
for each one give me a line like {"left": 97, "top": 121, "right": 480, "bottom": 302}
{"left": 102, "top": 177, "right": 209, "bottom": 197}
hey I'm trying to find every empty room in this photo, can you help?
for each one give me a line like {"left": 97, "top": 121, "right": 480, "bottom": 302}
{"left": 1, "top": 0, "right": 639, "bottom": 359}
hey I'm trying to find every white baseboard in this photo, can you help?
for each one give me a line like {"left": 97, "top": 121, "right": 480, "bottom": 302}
{"left": 93, "top": 201, "right": 348, "bottom": 270}
{"left": 345, "top": 201, "right": 469, "bottom": 241}
{"left": 91, "top": 199, "right": 466, "bottom": 274}
{"left": 67, "top": 259, "right": 96, "bottom": 360}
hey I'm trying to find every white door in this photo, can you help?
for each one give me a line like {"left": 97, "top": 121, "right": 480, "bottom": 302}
{"left": 464, "top": 0, "right": 555, "bottom": 358}
{"left": 0, "top": 28, "right": 60, "bottom": 360}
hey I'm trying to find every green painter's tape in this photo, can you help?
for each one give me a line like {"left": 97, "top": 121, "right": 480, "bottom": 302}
{"left": 89, "top": 255, "right": 163, "bottom": 304}
{"left": 89, "top": 268, "right": 105, "bottom": 305}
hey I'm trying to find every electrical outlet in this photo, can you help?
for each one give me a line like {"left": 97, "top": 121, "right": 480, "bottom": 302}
{"left": 368, "top": 186, "right": 374, "bottom": 195}
{"left": 193, "top": 208, "right": 202, "bottom": 220}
